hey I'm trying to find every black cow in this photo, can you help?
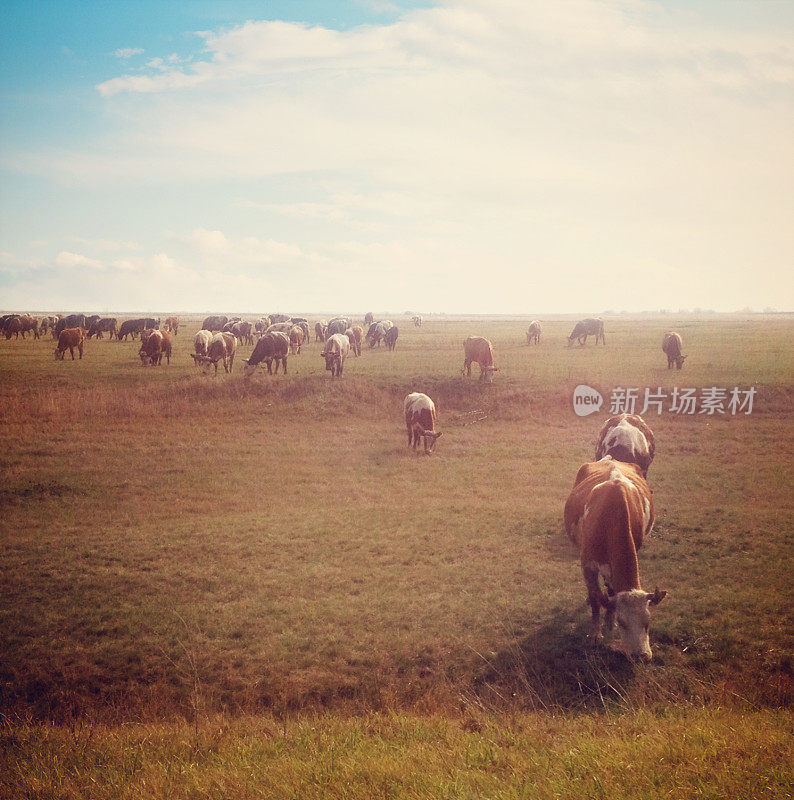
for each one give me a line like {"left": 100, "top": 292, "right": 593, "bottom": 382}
{"left": 243, "top": 332, "right": 289, "bottom": 376}
{"left": 567, "top": 317, "right": 605, "bottom": 346}
{"left": 384, "top": 325, "right": 399, "bottom": 351}
{"left": 202, "top": 315, "right": 228, "bottom": 332}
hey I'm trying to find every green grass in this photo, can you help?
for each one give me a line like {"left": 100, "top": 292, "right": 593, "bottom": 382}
{"left": 1, "top": 313, "right": 792, "bottom": 794}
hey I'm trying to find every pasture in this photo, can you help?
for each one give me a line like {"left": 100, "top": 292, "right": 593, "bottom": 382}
{"left": 1, "top": 313, "right": 793, "bottom": 796}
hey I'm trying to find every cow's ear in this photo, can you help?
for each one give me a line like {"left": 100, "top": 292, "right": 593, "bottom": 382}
{"left": 647, "top": 588, "right": 667, "bottom": 605}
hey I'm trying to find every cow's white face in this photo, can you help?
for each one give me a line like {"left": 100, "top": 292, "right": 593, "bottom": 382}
{"left": 611, "top": 589, "right": 666, "bottom": 662}
{"left": 139, "top": 352, "right": 151, "bottom": 366}
{"left": 243, "top": 361, "right": 257, "bottom": 377}
{"left": 481, "top": 366, "right": 498, "bottom": 383}
{"left": 422, "top": 431, "right": 443, "bottom": 454}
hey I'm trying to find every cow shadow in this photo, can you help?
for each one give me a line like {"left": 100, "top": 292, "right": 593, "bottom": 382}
{"left": 467, "top": 608, "right": 639, "bottom": 711}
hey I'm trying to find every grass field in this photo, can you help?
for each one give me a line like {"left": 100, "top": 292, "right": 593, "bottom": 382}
{"left": 1, "top": 313, "right": 793, "bottom": 796}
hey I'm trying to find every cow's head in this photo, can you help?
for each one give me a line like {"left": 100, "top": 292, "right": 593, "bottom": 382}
{"left": 53, "top": 348, "right": 64, "bottom": 360}
{"left": 321, "top": 350, "right": 337, "bottom": 371}
{"left": 243, "top": 359, "right": 258, "bottom": 377}
{"left": 480, "top": 365, "right": 498, "bottom": 383}
{"left": 606, "top": 587, "right": 667, "bottom": 662}
{"left": 422, "top": 430, "right": 443, "bottom": 454}
{"left": 675, "top": 355, "right": 687, "bottom": 370}
{"left": 189, "top": 353, "right": 214, "bottom": 372}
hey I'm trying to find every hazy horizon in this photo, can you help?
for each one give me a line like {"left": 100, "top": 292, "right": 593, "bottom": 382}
{"left": 2, "top": 1, "right": 793, "bottom": 314}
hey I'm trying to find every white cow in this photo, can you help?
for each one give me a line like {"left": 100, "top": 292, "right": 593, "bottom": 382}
{"left": 404, "top": 393, "right": 442, "bottom": 454}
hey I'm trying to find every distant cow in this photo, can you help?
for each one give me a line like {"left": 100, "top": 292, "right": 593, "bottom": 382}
{"left": 84, "top": 315, "right": 100, "bottom": 333}
{"left": 163, "top": 316, "right": 180, "bottom": 335}
{"left": 364, "top": 312, "right": 374, "bottom": 326}
{"left": 595, "top": 414, "right": 655, "bottom": 478}
{"left": 526, "top": 320, "right": 542, "bottom": 345}
{"left": 564, "top": 457, "right": 666, "bottom": 661}
{"left": 54, "top": 314, "right": 86, "bottom": 337}
{"left": 193, "top": 329, "right": 213, "bottom": 357}
{"left": 244, "top": 331, "right": 289, "bottom": 376}
{"left": 384, "top": 325, "right": 399, "bottom": 351}
{"left": 462, "top": 336, "right": 498, "bottom": 383}
{"left": 269, "top": 313, "right": 291, "bottom": 324}
{"left": 139, "top": 329, "right": 172, "bottom": 366}
{"left": 117, "top": 318, "right": 150, "bottom": 341}
{"left": 255, "top": 317, "right": 272, "bottom": 336}
{"left": 404, "top": 392, "right": 442, "bottom": 454}
{"left": 87, "top": 318, "right": 117, "bottom": 339}
{"left": 344, "top": 325, "right": 363, "bottom": 356}
{"left": 662, "top": 332, "right": 686, "bottom": 369}
{"left": 190, "top": 332, "right": 236, "bottom": 373}
{"left": 289, "top": 325, "right": 305, "bottom": 355}
{"left": 201, "top": 315, "right": 228, "bottom": 332}
{"left": 568, "top": 317, "right": 605, "bottom": 346}
{"left": 266, "top": 322, "right": 293, "bottom": 334}
{"left": 315, "top": 321, "right": 327, "bottom": 342}
{"left": 54, "top": 327, "right": 84, "bottom": 360}
{"left": 231, "top": 321, "right": 254, "bottom": 346}
{"left": 322, "top": 333, "right": 350, "bottom": 377}
{"left": 412, "top": 315, "right": 423, "bottom": 327}
{"left": 326, "top": 317, "right": 350, "bottom": 338}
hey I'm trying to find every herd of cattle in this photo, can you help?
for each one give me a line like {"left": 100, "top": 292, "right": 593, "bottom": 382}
{"left": 3, "top": 308, "right": 680, "bottom": 662}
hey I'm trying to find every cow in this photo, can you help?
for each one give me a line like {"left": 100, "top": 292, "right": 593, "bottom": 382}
{"left": 201, "top": 315, "right": 228, "bottom": 332}
{"left": 526, "top": 320, "right": 542, "bottom": 345}
{"left": 54, "top": 314, "right": 86, "bottom": 337}
{"left": 412, "top": 315, "right": 423, "bottom": 327}
{"left": 163, "top": 316, "right": 180, "bottom": 335}
{"left": 289, "top": 324, "right": 305, "bottom": 355}
{"left": 231, "top": 321, "right": 254, "bottom": 346}
{"left": 404, "top": 392, "right": 442, "bottom": 454}
{"left": 595, "top": 414, "right": 655, "bottom": 478}
{"left": 568, "top": 317, "right": 605, "bottom": 346}
{"left": 269, "top": 313, "right": 291, "bottom": 324}
{"left": 315, "top": 321, "right": 328, "bottom": 342}
{"left": 564, "top": 457, "right": 666, "bottom": 661}
{"left": 384, "top": 325, "right": 399, "bottom": 351}
{"left": 138, "top": 329, "right": 172, "bottom": 366}
{"left": 366, "top": 321, "right": 392, "bottom": 348}
{"left": 39, "top": 316, "right": 57, "bottom": 337}
{"left": 87, "top": 318, "right": 117, "bottom": 339}
{"left": 54, "top": 327, "right": 84, "bottom": 360}
{"left": 462, "top": 336, "right": 498, "bottom": 383}
{"left": 321, "top": 333, "right": 350, "bottom": 377}
{"left": 364, "top": 311, "right": 374, "bottom": 326}
{"left": 255, "top": 317, "right": 272, "bottom": 336}
{"left": 190, "top": 332, "right": 236, "bottom": 373}
{"left": 326, "top": 317, "right": 350, "bottom": 338}
{"left": 3, "top": 316, "right": 24, "bottom": 339}
{"left": 344, "top": 326, "right": 363, "bottom": 356}
{"left": 662, "top": 332, "right": 686, "bottom": 369}
{"left": 193, "top": 329, "right": 213, "bottom": 357}
{"left": 84, "top": 315, "right": 100, "bottom": 333}
{"left": 117, "top": 318, "right": 150, "bottom": 341}
{"left": 244, "top": 331, "right": 289, "bottom": 376}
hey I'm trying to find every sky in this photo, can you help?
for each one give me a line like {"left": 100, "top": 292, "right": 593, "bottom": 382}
{"left": 1, "top": 0, "right": 793, "bottom": 314}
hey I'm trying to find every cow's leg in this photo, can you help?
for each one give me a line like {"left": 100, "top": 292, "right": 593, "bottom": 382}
{"left": 583, "top": 565, "right": 604, "bottom": 641}
{"left": 281, "top": 357, "right": 287, "bottom": 374}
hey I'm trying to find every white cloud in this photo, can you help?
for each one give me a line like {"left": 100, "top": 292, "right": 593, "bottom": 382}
{"left": 55, "top": 251, "right": 106, "bottom": 270}
{"left": 114, "top": 47, "right": 144, "bottom": 59}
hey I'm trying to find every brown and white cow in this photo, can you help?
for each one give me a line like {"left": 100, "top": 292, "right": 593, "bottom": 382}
{"left": 163, "top": 316, "right": 180, "bottom": 335}
{"left": 412, "top": 315, "right": 423, "bottom": 327}
{"left": 190, "top": 332, "right": 235, "bottom": 373}
{"left": 289, "top": 324, "right": 305, "bottom": 355}
{"left": 526, "top": 320, "right": 542, "bottom": 345}
{"left": 568, "top": 317, "right": 605, "bottom": 346}
{"left": 595, "top": 413, "right": 655, "bottom": 478}
{"left": 87, "top": 317, "right": 117, "bottom": 339}
{"left": 193, "top": 329, "right": 213, "bottom": 358}
{"left": 321, "top": 332, "right": 350, "bottom": 377}
{"left": 315, "top": 320, "right": 328, "bottom": 342}
{"left": 139, "top": 329, "right": 172, "bottom": 366}
{"left": 462, "top": 336, "right": 498, "bottom": 383}
{"left": 662, "top": 332, "right": 686, "bottom": 369}
{"left": 54, "top": 327, "right": 85, "bottom": 360}
{"left": 243, "top": 331, "right": 289, "bottom": 376}
{"left": 345, "top": 325, "right": 363, "bottom": 356}
{"left": 404, "top": 392, "right": 442, "bottom": 454}
{"left": 564, "top": 457, "right": 666, "bottom": 661}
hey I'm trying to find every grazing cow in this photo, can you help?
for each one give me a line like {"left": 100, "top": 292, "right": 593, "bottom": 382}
{"left": 366, "top": 321, "right": 392, "bottom": 348}
{"left": 117, "top": 319, "right": 147, "bottom": 341}
{"left": 193, "top": 329, "right": 213, "bottom": 357}
{"left": 321, "top": 332, "right": 350, "bottom": 377}
{"left": 404, "top": 392, "right": 442, "bottom": 454}
{"left": 344, "top": 325, "right": 364, "bottom": 356}
{"left": 315, "top": 321, "right": 328, "bottom": 342}
{"left": 139, "top": 329, "right": 172, "bottom": 366}
{"left": 3, "top": 316, "right": 24, "bottom": 339}
{"left": 526, "top": 320, "right": 542, "bottom": 345}
{"left": 54, "top": 327, "right": 84, "bottom": 360}
{"left": 662, "top": 332, "right": 686, "bottom": 370}
{"left": 163, "top": 316, "right": 180, "bottom": 335}
{"left": 244, "top": 331, "right": 289, "bottom": 376}
{"left": 84, "top": 315, "right": 100, "bottom": 333}
{"left": 412, "top": 315, "right": 423, "bottom": 327}
{"left": 364, "top": 311, "right": 374, "bottom": 326}
{"left": 54, "top": 314, "right": 86, "bottom": 337}
{"left": 326, "top": 317, "right": 350, "bottom": 338}
{"left": 190, "top": 332, "right": 236, "bottom": 373}
{"left": 462, "top": 336, "right": 498, "bottom": 383}
{"left": 232, "top": 321, "right": 254, "bottom": 346}
{"left": 87, "top": 318, "right": 117, "bottom": 339}
{"left": 201, "top": 315, "right": 228, "bottom": 332}
{"left": 384, "top": 325, "right": 399, "bottom": 351}
{"left": 595, "top": 414, "right": 655, "bottom": 478}
{"left": 568, "top": 317, "right": 605, "bottom": 346}
{"left": 255, "top": 317, "right": 272, "bottom": 336}
{"left": 269, "top": 313, "right": 291, "bottom": 324}
{"left": 289, "top": 324, "right": 305, "bottom": 354}
{"left": 564, "top": 457, "right": 666, "bottom": 661}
